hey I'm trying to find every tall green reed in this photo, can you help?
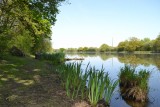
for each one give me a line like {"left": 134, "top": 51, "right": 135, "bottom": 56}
{"left": 87, "top": 67, "right": 118, "bottom": 106}
{"left": 87, "top": 67, "right": 106, "bottom": 106}
{"left": 59, "top": 62, "right": 118, "bottom": 106}
{"left": 60, "top": 62, "right": 85, "bottom": 99}
{"left": 104, "top": 78, "right": 118, "bottom": 104}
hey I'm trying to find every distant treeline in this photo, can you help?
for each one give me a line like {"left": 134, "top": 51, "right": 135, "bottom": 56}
{"left": 59, "top": 36, "right": 160, "bottom": 53}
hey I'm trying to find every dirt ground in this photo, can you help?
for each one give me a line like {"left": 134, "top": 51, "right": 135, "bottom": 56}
{"left": 0, "top": 56, "right": 90, "bottom": 107}
{"left": 0, "top": 74, "right": 73, "bottom": 107}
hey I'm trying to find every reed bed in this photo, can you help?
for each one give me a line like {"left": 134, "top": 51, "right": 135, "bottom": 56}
{"left": 59, "top": 62, "right": 118, "bottom": 106}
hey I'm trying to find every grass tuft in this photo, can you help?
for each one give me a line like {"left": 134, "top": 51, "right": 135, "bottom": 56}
{"left": 119, "top": 65, "right": 150, "bottom": 102}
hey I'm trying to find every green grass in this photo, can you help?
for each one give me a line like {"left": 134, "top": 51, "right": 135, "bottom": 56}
{"left": 119, "top": 65, "right": 150, "bottom": 102}
{"left": 0, "top": 55, "right": 50, "bottom": 86}
{"left": 0, "top": 55, "right": 74, "bottom": 106}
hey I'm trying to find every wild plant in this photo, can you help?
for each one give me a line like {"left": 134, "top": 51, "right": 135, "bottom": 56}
{"left": 87, "top": 67, "right": 106, "bottom": 106}
{"left": 59, "top": 62, "right": 118, "bottom": 106}
{"left": 119, "top": 64, "right": 150, "bottom": 102}
{"left": 38, "top": 52, "right": 65, "bottom": 64}
{"left": 87, "top": 67, "right": 118, "bottom": 106}
{"left": 60, "top": 62, "right": 84, "bottom": 99}
{"left": 104, "top": 78, "right": 118, "bottom": 104}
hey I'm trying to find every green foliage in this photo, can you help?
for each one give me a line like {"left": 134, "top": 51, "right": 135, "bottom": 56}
{"left": 0, "top": 32, "right": 11, "bottom": 55}
{"left": 0, "top": 0, "right": 65, "bottom": 56}
{"left": 117, "top": 41, "right": 127, "bottom": 51}
{"left": 59, "top": 63, "right": 85, "bottom": 99}
{"left": 87, "top": 67, "right": 106, "bottom": 106}
{"left": 119, "top": 65, "right": 150, "bottom": 102}
{"left": 29, "top": 0, "right": 66, "bottom": 25}
{"left": 153, "top": 35, "right": 160, "bottom": 52}
{"left": 33, "top": 37, "right": 53, "bottom": 53}
{"left": 125, "top": 37, "right": 141, "bottom": 52}
{"left": 99, "top": 44, "right": 110, "bottom": 52}
{"left": 66, "top": 48, "right": 77, "bottom": 53}
{"left": 104, "top": 78, "right": 118, "bottom": 104}
{"left": 87, "top": 67, "right": 118, "bottom": 106}
{"left": 119, "top": 65, "right": 150, "bottom": 88}
{"left": 87, "top": 47, "right": 97, "bottom": 52}
{"left": 10, "top": 30, "right": 34, "bottom": 54}
{"left": 59, "top": 48, "right": 65, "bottom": 53}
{"left": 117, "top": 37, "right": 155, "bottom": 52}
{"left": 37, "top": 52, "right": 65, "bottom": 64}
{"left": 59, "top": 63, "right": 118, "bottom": 106}
{"left": 77, "top": 47, "right": 84, "bottom": 52}
{"left": 77, "top": 47, "right": 97, "bottom": 52}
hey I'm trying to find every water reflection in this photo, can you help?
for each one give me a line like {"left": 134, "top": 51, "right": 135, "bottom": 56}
{"left": 117, "top": 54, "right": 152, "bottom": 67}
{"left": 66, "top": 53, "right": 160, "bottom": 107}
{"left": 68, "top": 53, "right": 160, "bottom": 70}
{"left": 122, "top": 99, "right": 148, "bottom": 107}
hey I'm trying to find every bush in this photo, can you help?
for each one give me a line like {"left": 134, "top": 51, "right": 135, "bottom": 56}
{"left": 35, "top": 52, "right": 65, "bottom": 64}
{"left": 9, "top": 46, "right": 25, "bottom": 57}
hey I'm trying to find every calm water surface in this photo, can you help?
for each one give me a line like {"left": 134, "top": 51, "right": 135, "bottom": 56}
{"left": 66, "top": 53, "right": 160, "bottom": 107}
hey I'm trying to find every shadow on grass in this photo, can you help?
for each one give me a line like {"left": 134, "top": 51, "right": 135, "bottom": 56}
{"left": 0, "top": 55, "right": 73, "bottom": 107}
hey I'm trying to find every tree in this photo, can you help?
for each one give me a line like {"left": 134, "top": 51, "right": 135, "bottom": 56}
{"left": 0, "top": 0, "right": 65, "bottom": 55}
{"left": 10, "top": 30, "right": 34, "bottom": 54}
{"left": 125, "top": 37, "right": 141, "bottom": 52}
{"left": 87, "top": 47, "right": 97, "bottom": 52}
{"left": 153, "top": 35, "right": 160, "bottom": 52}
{"left": 99, "top": 44, "right": 110, "bottom": 52}
{"left": 77, "top": 47, "right": 83, "bottom": 52}
{"left": 140, "top": 38, "right": 152, "bottom": 51}
{"left": 59, "top": 48, "right": 65, "bottom": 52}
{"left": 117, "top": 41, "right": 127, "bottom": 52}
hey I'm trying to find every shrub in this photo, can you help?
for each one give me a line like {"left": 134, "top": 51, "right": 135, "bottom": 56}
{"left": 35, "top": 52, "right": 65, "bottom": 64}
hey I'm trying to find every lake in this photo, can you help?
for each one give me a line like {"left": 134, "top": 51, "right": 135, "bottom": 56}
{"left": 66, "top": 53, "right": 160, "bottom": 107}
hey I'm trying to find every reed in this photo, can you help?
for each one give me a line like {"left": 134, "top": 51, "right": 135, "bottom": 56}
{"left": 87, "top": 67, "right": 105, "bottom": 106}
{"left": 87, "top": 68, "right": 118, "bottom": 106}
{"left": 60, "top": 62, "right": 85, "bottom": 99}
{"left": 119, "top": 65, "right": 150, "bottom": 102}
{"left": 59, "top": 62, "right": 118, "bottom": 106}
{"left": 104, "top": 78, "right": 118, "bottom": 105}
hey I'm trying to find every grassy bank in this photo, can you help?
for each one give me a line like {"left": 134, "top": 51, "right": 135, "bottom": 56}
{"left": 0, "top": 55, "right": 73, "bottom": 107}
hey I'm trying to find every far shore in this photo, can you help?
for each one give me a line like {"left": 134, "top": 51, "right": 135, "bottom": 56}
{"left": 64, "top": 51, "right": 160, "bottom": 54}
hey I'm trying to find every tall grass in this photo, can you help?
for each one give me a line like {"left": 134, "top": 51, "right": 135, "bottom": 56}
{"left": 36, "top": 52, "right": 65, "bottom": 64}
{"left": 119, "top": 65, "right": 150, "bottom": 102}
{"left": 87, "top": 68, "right": 118, "bottom": 106}
{"left": 104, "top": 78, "right": 118, "bottom": 104}
{"left": 87, "top": 67, "right": 106, "bottom": 106}
{"left": 60, "top": 63, "right": 85, "bottom": 99}
{"left": 59, "top": 62, "right": 118, "bottom": 106}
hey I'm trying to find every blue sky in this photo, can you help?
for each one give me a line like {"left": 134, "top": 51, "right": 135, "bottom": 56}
{"left": 51, "top": 0, "right": 160, "bottom": 49}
